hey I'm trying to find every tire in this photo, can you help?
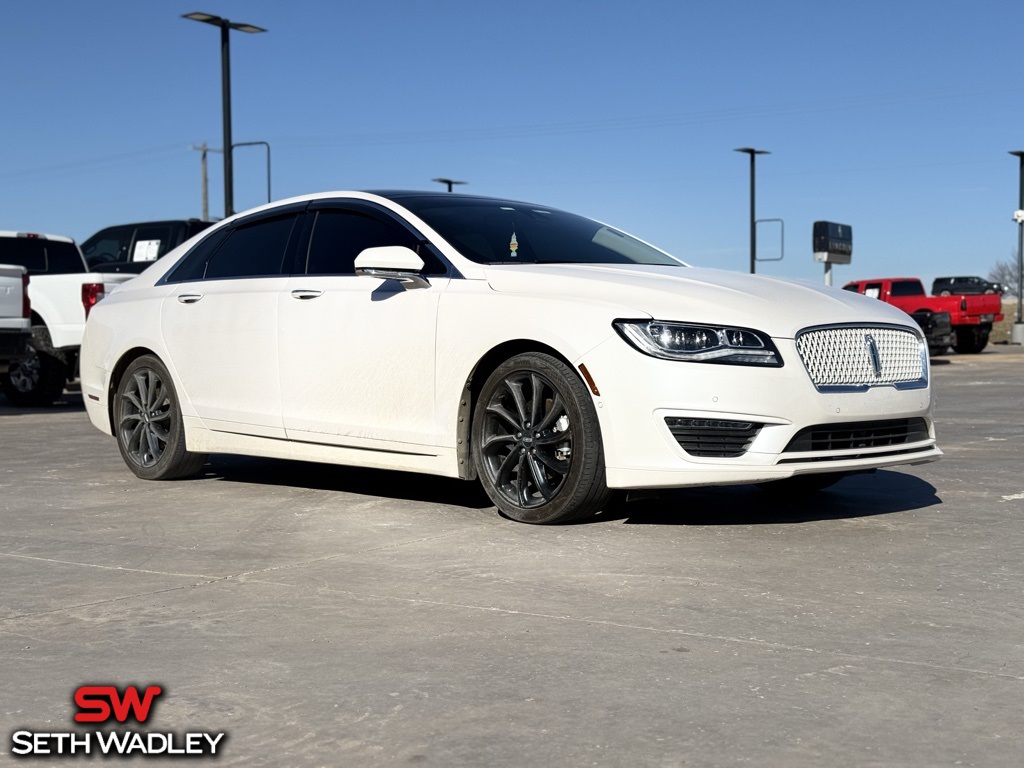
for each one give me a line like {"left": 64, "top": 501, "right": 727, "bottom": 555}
{"left": 472, "top": 352, "right": 610, "bottom": 524}
{"left": 114, "top": 355, "right": 207, "bottom": 480}
{"left": 939, "top": 290, "right": 952, "bottom": 296}
{"left": 757, "top": 472, "right": 846, "bottom": 495}
{"left": 0, "top": 325, "right": 69, "bottom": 406}
{"left": 953, "top": 327, "right": 988, "bottom": 354}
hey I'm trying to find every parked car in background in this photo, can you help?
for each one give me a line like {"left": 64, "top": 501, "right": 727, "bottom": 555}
{"left": 0, "top": 263, "right": 30, "bottom": 376}
{"left": 0, "top": 231, "right": 134, "bottom": 405}
{"left": 844, "top": 277, "right": 1002, "bottom": 354}
{"left": 82, "top": 191, "right": 941, "bottom": 524}
{"left": 81, "top": 219, "right": 215, "bottom": 274}
{"left": 931, "top": 276, "right": 1002, "bottom": 296}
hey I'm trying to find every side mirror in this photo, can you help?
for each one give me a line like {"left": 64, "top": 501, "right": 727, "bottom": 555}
{"left": 354, "top": 246, "right": 430, "bottom": 290}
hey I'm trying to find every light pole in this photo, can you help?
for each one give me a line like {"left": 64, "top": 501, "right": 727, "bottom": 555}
{"left": 735, "top": 148, "right": 770, "bottom": 274}
{"left": 234, "top": 141, "right": 271, "bottom": 204}
{"left": 183, "top": 12, "right": 266, "bottom": 218}
{"left": 1010, "top": 151, "right": 1024, "bottom": 344}
{"left": 433, "top": 178, "right": 467, "bottom": 193}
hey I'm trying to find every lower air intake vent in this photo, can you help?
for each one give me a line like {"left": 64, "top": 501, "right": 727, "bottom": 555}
{"left": 665, "top": 418, "right": 762, "bottom": 458}
{"left": 784, "top": 418, "right": 929, "bottom": 453}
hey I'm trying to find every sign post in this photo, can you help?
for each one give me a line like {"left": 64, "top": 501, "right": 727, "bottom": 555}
{"left": 813, "top": 221, "right": 853, "bottom": 286}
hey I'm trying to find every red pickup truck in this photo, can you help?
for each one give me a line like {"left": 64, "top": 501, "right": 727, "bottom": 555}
{"left": 843, "top": 277, "right": 1003, "bottom": 354}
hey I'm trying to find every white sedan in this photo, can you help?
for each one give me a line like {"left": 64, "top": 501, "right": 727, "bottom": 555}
{"left": 81, "top": 191, "right": 941, "bottom": 524}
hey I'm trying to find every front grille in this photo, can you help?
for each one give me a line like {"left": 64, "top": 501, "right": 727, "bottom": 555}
{"left": 783, "top": 417, "right": 929, "bottom": 453}
{"left": 795, "top": 325, "right": 925, "bottom": 391}
{"left": 665, "top": 417, "right": 762, "bottom": 458}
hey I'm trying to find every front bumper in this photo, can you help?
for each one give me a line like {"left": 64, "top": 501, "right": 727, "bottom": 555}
{"left": 578, "top": 335, "right": 940, "bottom": 489}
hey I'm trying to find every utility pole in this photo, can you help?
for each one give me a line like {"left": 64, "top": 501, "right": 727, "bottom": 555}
{"left": 190, "top": 143, "right": 210, "bottom": 220}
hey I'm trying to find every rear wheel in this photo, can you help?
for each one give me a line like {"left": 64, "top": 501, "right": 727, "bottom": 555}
{"left": 472, "top": 352, "right": 609, "bottom": 524}
{"left": 114, "top": 355, "right": 207, "bottom": 480}
{"left": 0, "top": 325, "right": 68, "bottom": 406}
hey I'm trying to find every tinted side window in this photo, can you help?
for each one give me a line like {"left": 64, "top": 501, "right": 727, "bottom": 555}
{"left": 132, "top": 225, "right": 174, "bottom": 262}
{"left": 306, "top": 210, "right": 420, "bottom": 275}
{"left": 890, "top": 281, "right": 923, "bottom": 297}
{"left": 204, "top": 215, "right": 298, "bottom": 280}
{"left": 0, "top": 238, "right": 85, "bottom": 274}
{"left": 81, "top": 226, "right": 134, "bottom": 267}
{"left": 166, "top": 229, "right": 230, "bottom": 283}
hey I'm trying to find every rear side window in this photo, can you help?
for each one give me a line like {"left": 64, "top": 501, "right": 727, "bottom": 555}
{"left": 0, "top": 237, "right": 85, "bottom": 274}
{"left": 168, "top": 215, "right": 298, "bottom": 282}
{"left": 890, "top": 281, "right": 923, "bottom": 297}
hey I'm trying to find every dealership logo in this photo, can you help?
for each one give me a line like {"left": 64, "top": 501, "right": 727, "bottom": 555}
{"left": 10, "top": 684, "right": 226, "bottom": 758}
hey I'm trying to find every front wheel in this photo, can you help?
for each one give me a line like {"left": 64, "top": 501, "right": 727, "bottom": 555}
{"left": 114, "top": 355, "right": 207, "bottom": 480}
{"left": 472, "top": 353, "right": 609, "bottom": 524}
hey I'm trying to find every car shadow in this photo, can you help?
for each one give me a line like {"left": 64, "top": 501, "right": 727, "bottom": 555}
{"left": 201, "top": 456, "right": 938, "bottom": 525}
{"left": 0, "top": 389, "right": 85, "bottom": 414}
{"left": 594, "top": 470, "right": 939, "bottom": 526}
{"left": 200, "top": 455, "right": 495, "bottom": 510}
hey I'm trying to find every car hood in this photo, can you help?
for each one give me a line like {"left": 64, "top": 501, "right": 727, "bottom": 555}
{"left": 482, "top": 264, "right": 917, "bottom": 339}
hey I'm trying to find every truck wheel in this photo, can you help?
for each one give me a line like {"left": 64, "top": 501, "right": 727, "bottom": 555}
{"left": 954, "top": 327, "right": 988, "bottom": 354}
{"left": 0, "top": 325, "right": 69, "bottom": 406}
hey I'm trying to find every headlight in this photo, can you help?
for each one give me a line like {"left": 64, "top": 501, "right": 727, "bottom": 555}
{"left": 614, "top": 320, "right": 783, "bottom": 366}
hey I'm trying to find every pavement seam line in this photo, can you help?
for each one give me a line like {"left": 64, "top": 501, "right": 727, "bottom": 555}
{"left": 0, "top": 551, "right": 218, "bottom": 579}
{"left": 307, "top": 585, "right": 1024, "bottom": 683}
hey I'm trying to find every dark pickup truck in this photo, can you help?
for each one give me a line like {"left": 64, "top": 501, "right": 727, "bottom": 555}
{"left": 81, "top": 219, "right": 214, "bottom": 274}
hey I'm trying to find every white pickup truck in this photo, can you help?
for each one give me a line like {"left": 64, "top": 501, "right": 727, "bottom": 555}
{"left": 0, "top": 263, "right": 31, "bottom": 378}
{"left": 0, "top": 231, "right": 134, "bottom": 406}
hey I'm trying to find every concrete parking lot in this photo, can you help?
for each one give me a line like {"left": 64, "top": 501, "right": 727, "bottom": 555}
{"left": 2, "top": 347, "right": 1022, "bottom": 766}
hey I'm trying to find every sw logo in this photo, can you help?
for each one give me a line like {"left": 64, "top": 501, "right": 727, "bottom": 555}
{"left": 9, "top": 683, "right": 226, "bottom": 758}
{"left": 74, "top": 684, "right": 163, "bottom": 723}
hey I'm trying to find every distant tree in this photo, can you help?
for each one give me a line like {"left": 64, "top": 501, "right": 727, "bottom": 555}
{"left": 989, "top": 256, "right": 1019, "bottom": 297}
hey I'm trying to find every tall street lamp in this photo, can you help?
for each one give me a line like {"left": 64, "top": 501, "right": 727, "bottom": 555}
{"left": 1010, "top": 151, "right": 1024, "bottom": 344}
{"left": 735, "top": 148, "right": 770, "bottom": 274}
{"left": 433, "top": 178, "right": 467, "bottom": 193}
{"left": 183, "top": 12, "right": 266, "bottom": 218}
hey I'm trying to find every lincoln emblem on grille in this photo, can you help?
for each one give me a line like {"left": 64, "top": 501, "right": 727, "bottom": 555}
{"left": 865, "top": 334, "right": 882, "bottom": 377}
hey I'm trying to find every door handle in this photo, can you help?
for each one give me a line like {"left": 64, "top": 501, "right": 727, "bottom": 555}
{"left": 290, "top": 289, "right": 324, "bottom": 300}
{"left": 177, "top": 294, "right": 203, "bottom": 304}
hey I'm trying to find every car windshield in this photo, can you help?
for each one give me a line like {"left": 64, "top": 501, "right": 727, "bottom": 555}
{"left": 397, "top": 196, "right": 683, "bottom": 266}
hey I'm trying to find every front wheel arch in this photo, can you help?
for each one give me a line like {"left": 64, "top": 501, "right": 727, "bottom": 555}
{"left": 457, "top": 341, "right": 584, "bottom": 481}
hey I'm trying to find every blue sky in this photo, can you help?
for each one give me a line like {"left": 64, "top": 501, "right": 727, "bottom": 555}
{"left": 2, "top": 0, "right": 1023, "bottom": 288}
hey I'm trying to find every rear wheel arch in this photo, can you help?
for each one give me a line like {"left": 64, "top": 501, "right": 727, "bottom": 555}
{"left": 106, "top": 347, "right": 161, "bottom": 432}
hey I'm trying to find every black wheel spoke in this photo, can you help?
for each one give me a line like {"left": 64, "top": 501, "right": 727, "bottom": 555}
{"left": 495, "top": 448, "right": 522, "bottom": 488}
{"left": 486, "top": 402, "right": 521, "bottom": 432}
{"left": 529, "top": 372, "right": 545, "bottom": 426}
{"left": 535, "top": 393, "right": 565, "bottom": 432}
{"left": 533, "top": 447, "right": 569, "bottom": 475}
{"left": 526, "top": 455, "right": 557, "bottom": 501}
{"left": 505, "top": 377, "right": 530, "bottom": 424}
